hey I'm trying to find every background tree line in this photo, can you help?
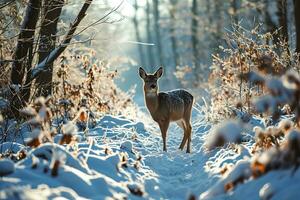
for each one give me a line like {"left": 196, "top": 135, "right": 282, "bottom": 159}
{"left": 0, "top": 0, "right": 300, "bottom": 116}
{"left": 131, "top": 0, "right": 300, "bottom": 87}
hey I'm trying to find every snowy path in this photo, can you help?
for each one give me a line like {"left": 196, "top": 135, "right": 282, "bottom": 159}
{"left": 105, "top": 108, "right": 217, "bottom": 199}
{"left": 144, "top": 150, "right": 212, "bottom": 199}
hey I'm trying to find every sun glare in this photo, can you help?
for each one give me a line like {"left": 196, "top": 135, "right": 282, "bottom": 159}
{"left": 95, "top": 0, "right": 147, "bottom": 18}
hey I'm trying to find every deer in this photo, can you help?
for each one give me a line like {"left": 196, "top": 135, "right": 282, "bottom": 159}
{"left": 139, "top": 67, "right": 194, "bottom": 153}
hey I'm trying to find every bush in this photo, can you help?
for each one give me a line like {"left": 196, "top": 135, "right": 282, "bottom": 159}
{"left": 0, "top": 46, "right": 137, "bottom": 147}
{"left": 208, "top": 24, "right": 299, "bottom": 122}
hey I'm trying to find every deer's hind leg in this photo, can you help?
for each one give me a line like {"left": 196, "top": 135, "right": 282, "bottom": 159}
{"left": 185, "top": 122, "right": 192, "bottom": 153}
{"left": 184, "top": 105, "right": 193, "bottom": 153}
{"left": 177, "top": 120, "right": 187, "bottom": 150}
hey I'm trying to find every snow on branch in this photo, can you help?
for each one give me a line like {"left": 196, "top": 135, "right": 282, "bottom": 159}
{"left": 31, "top": 0, "right": 122, "bottom": 80}
{"left": 31, "top": 0, "right": 93, "bottom": 80}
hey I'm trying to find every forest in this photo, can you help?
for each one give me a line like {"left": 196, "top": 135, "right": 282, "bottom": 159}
{"left": 0, "top": 0, "right": 300, "bottom": 199}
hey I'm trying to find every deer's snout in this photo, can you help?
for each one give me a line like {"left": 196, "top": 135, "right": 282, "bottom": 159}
{"left": 150, "top": 84, "right": 157, "bottom": 89}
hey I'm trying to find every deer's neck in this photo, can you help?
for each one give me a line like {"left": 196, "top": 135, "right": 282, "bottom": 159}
{"left": 144, "top": 92, "right": 159, "bottom": 115}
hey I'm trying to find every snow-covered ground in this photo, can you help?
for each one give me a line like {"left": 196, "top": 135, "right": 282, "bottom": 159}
{"left": 1, "top": 105, "right": 300, "bottom": 200}
{"left": 0, "top": 105, "right": 215, "bottom": 199}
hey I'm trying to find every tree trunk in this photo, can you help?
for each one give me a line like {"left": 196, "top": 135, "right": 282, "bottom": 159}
{"left": 10, "top": 0, "right": 40, "bottom": 115}
{"left": 206, "top": 0, "right": 212, "bottom": 24}
{"left": 31, "top": 0, "right": 94, "bottom": 80}
{"left": 169, "top": 0, "right": 179, "bottom": 68}
{"left": 264, "top": 0, "right": 279, "bottom": 45}
{"left": 10, "top": 0, "right": 41, "bottom": 85}
{"left": 10, "top": 0, "right": 93, "bottom": 116}
{"left": 231, "top": 0, "right": 239, "bottom": 23}
{"left": 214, "top": 0, "right": 224, "bottom": 42}
{"left": 294, "top": 0, "right": 300, "bottom": 53}
{"left": 22, "top": 46, "right": 34, "bottom": 102}
{"left": 146, "top": 0, "right": 155, "bottom": 70}
{"left": 191, "top": 0, "right": 200, "bottom": 70}
{"left": 133, "top": 0, "right": 146, "bottom": 68}
{"left": 277, "top": 0, "right": 288, "bottom": 43}
{"left": 35, "top": 0, "right": 64, "bottom": 97}
{"left": 153, "top": 0, "right": 164, "bottom": 67}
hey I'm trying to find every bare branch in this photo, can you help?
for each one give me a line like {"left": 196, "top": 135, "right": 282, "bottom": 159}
{"left": 74, "top": 1, "right": 123, "bottom": 38}
{"left": 31, "top": 0, "right": 122, "bottom": 80}
{"left": 0, "top": 0, "right": 15, "bottom": 10}
{"left": 31, "top": 0, "right": 94, "bottom": 80}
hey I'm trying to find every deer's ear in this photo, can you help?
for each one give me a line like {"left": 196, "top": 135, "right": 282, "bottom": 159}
{"left": 155, "top": 67, "right": 163, "bottom": 78}
{"left": 139, "top": 67, "right": 147, "bottom": 79}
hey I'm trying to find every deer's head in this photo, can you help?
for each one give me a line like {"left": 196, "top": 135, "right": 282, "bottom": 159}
{"left": 139, "top": 67, "right": 163, "bottom": 95}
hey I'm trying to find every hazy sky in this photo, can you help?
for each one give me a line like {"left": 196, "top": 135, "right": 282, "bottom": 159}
{"left": 98, "top": 0, "right": 146, "bottom": 17}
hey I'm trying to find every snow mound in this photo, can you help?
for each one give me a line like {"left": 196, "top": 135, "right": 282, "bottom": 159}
{"left": 0, "top": 159, "right": 15, "bottom": 176}
{"left": 0, "top": 109, "right": 214, "bottom": 200}
{"left": 0, "top": 142, "right": 26, "bottom": 153}
{"left": 120, "top": 141, "right": 133, "bottom": 152}
{"left": 201, "top": 159, "right": 251, "bottom": 199}
{"left": 0, "top": 115, "right": 163, "bottom": 199}
{"left": 205, "top": 120, "right": 243, "bottom": 150}
{"left": 200, "top": 112, "right": 300, "bottom": 200}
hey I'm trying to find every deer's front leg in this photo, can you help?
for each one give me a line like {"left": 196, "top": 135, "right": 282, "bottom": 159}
{"left": 158, "top": 119, "right": 169, "bottom": 152}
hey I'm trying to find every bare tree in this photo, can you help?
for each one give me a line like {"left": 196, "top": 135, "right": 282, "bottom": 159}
{"left": 277, "top": 0, "right": 288, "bottom": 43}
{"left": 145, "top": 0, "right": 155, "bottom": 69}
{"left": 169, "top": 0, "right": 179, "bottom": 68}
{"left": 214, "top": 0, "right": 224, "bottom": 42}
{"left": 31, "top": 0, "right": 96, "bottom": 79}
{"left": 133, "top": 0, "right": 146, "bottom": 68}
{"left": 231, "top": 0, "right": 239, "bottom": 23}
{"left": 206, "top": 0, "right": 212, "bottom": 24}
{"left": 191, "top": 0, "right": 200, "bottom": 70}
{"left": 31, "top": 0, "right": 120, "bottom": 80}
{"left": 35, "top": 0, "right": 64, "bottom": 97}
{"left": 153, "top": 0, "right": 164, "bottom": 67}
{"left": 264, "top": 0, "right": 279, "bottom": 44}
{"left": 10, "top": 0, "right": 95, "bottom": 114}
{"left": 10, "top": 0, "right": 41, "bottom": 85}
{"left": 10, "top": 0, "right": 41, "bottom": 114}
{"left": 294, "top": 0, "right": 300, "bottom": 53}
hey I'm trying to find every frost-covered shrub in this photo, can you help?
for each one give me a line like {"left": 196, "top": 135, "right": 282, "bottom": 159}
{"left": 208, "top": 24, "right": 299, "bottom": 122}
{"left": 205, "top": 119, "right": 300, "bottom": 196}
{"left": 0, "top": 142, "right": 27, "bottom": 161}
{"left": 20, "top": 97, "right": 53, "bottom": 147}
{"left": 252, "top": 70, "right": 300, "bottom": 124}
{"left": 248, "top": 67, "right": 300, "bottom": 177}
{"left": 60, "top": 121, "right": 78, "bottom": 145}
{"left": 201, "top": 160, "right": 252, "bottom": 199}
{"left": 51, "top": 46, "right": 137, "bottom": 123}
{"left": 205, "top": 120, "right": 243, "bottom": 150}
{"left": 202, "top": 126, "right": 300, "bottom": 196}
{"left": 251, "top": 128, "right": 300, "bottom": 178}
{"left": 203, "top": 25, "right": 300, "bottom": 198}
{"left": 252, "top": 125, "right": 282, "bottom": 153}
{"left": 1, "top": 45, "right": 138, "bottom": 147}
{"left": 19, "top": 97, "right": 80, "bottom": 148}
